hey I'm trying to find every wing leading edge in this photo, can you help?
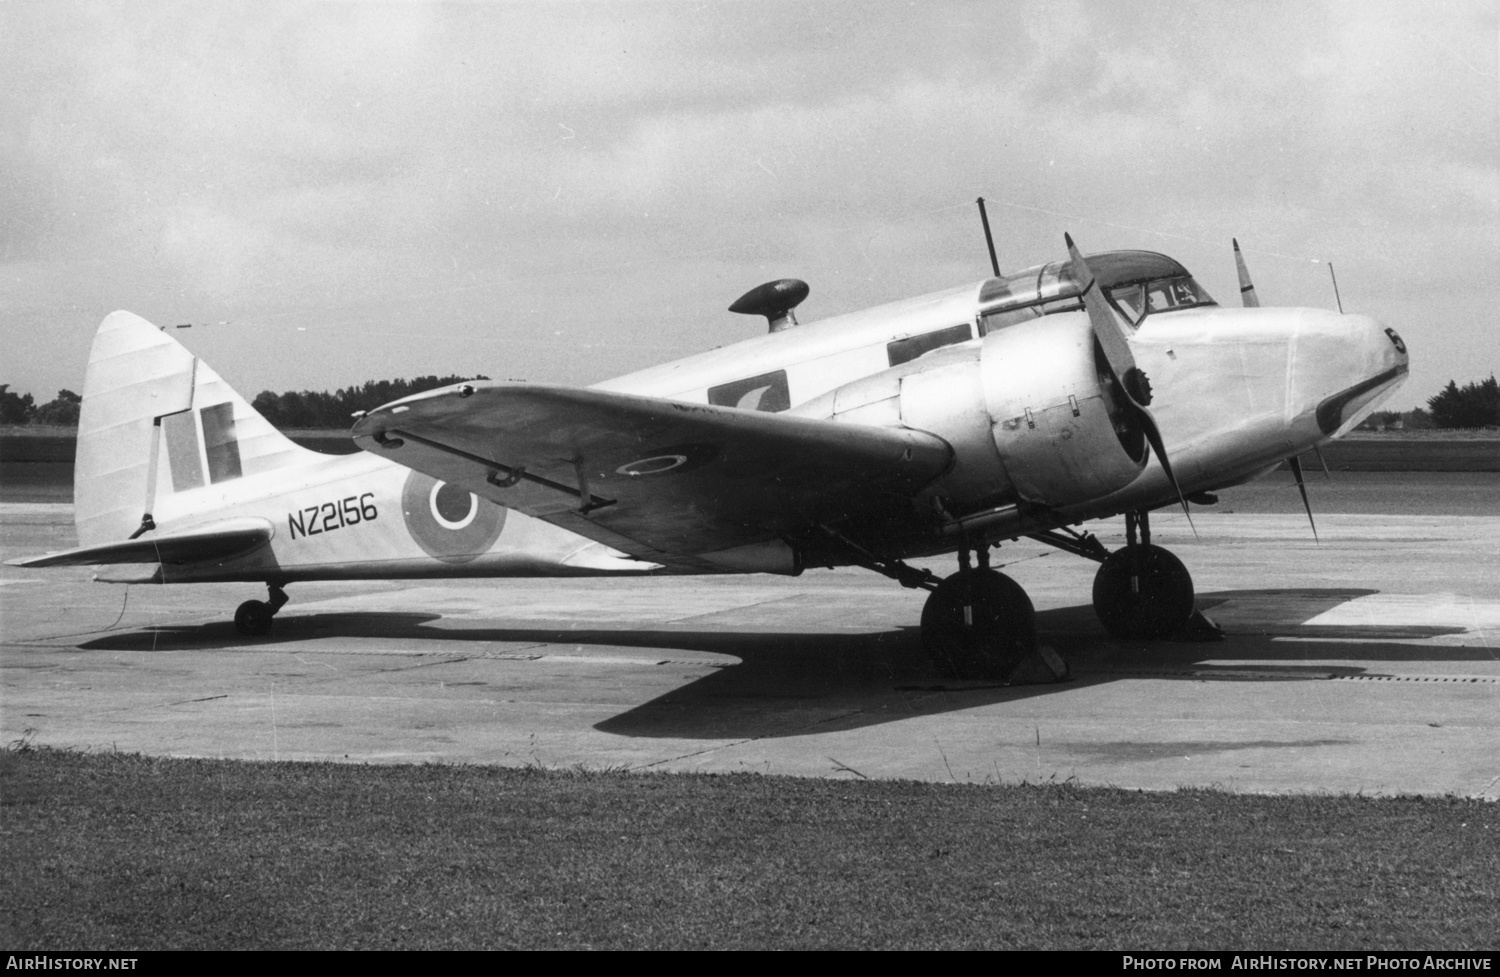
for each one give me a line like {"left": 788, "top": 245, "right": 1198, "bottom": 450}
{"left": 352, "top": 383, "right": 952, "bottom": 562}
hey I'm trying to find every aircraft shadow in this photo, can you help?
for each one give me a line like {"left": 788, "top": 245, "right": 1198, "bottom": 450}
{"left": 79, "top": 612, "right": 448, "bottom": 652}
{"left": 594, "top": 586, "right": 1483, "bottom": 739}
{"left": 75, "top": 587, "right": 1488, "bottom": 741}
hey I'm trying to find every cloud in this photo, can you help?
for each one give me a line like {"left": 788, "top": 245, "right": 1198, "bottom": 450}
{"left": 1, "top": 0, "right": 1495, "bottom": 404}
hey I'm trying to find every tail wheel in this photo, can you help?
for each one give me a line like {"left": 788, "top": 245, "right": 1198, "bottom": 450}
{"left": 234, "top": 600, "right": 274, "bottom": 637}
{"left": 920, "top": 569, "right": 1036, "bottom": 679}
{"left": 1092, "top": 543, "right": 1194, "bottom": 640}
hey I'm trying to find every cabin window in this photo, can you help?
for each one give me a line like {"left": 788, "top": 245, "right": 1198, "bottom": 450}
{"left": 979, "top": 305, "right": 1040, "bottom": 335}
{"left": 708, "top": 370, "right": 790, "bottom": 412}
{"left": 886, "top": 324, "right": 973, "bottom": 367}
{"left": 981, "top": 297, "right": 1087, "bottom": 335}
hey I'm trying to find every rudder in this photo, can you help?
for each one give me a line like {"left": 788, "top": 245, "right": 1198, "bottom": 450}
{"left": 74, "top": 312, "right": 325, "bottom": 546}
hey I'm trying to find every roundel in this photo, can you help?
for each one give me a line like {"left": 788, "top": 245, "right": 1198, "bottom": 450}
{"left": 400, "top": 471, "right": 506, "bottom": 563}
{"left": 611, "top": 442, "right": 719, "bottom": 479}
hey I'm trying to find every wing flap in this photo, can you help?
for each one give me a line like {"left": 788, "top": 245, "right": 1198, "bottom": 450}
{"left": 8, "top": 517, "right": 274, "bottom": 568}
{"left": 352, "top": 383, "right": 952, "bottom": 557}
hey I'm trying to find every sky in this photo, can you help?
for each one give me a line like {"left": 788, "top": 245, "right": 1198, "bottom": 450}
{"left": 3, "top": 0, "right": 1496, "bottom": 411}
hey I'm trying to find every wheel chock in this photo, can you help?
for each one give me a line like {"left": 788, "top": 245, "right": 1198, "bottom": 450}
{"left": 1169, "top": 609, "right": 1225, "bottom": 643}
{"left": 1005, "top": 645, "right": 1071, "bottom": 685}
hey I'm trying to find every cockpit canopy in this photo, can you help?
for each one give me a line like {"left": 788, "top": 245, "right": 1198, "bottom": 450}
{"left": 977, "top": 251, "right": 1216, "bottom": 333}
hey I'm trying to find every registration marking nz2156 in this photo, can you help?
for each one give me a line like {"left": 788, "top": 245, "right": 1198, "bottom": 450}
{"left": 288, "top": 493, "right": 377, "bottom": 540}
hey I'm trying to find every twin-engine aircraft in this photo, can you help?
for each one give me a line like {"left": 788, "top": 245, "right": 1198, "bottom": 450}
{"left": 13, "top": 231, "right": 1409, "bottom": 679}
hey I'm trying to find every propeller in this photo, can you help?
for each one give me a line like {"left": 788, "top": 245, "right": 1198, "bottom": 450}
{"left": 1234, "top": 239, "right": 1319, "bottom": 541}
{"left": 1064, "top": 233, "right": 1196, "bottom": 536}
{"left": 1312, "top": 445, "right": 1332, "bottom": 479}
{"left": 1287, "top": 454, "right": 1319, "bottom": 542}
{"left": 1233, "top": 238, "right": 1260, "bottom": 309}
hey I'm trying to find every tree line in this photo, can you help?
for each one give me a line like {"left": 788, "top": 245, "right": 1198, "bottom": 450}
{"left": 0, "top": 376, "right": 487, "bottom": 430}
{"left": 5, "top": 373, "right": 1498, "bottom": 430}
{"left": 1348, "top": 376, "right": 1499, "bottom": 431}
{"left": 0, "top": 386, "right": 80, "bottom": 425}
{"left": 248, "top": 376, "right": 489, "bottom": 430}
{"left": 1424, "top": 375, "right": 1499, "bottom": 429}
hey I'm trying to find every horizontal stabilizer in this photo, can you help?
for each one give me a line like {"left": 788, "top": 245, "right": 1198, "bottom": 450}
{"left": 7, "top": 518, "right": 273, "bottom": 568}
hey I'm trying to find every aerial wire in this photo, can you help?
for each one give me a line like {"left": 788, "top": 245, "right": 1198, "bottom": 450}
{"left": 1327, "top": 262, "right": 1345, "bottom": 313}
{"left": 39, "top": 586, "right": 131, "bottom": 640}
{"left": 153, "top": 195, "right": 1337, "bottom": 344}
{"left": 978, "top": 196, "right": 1328, "bottom": 264}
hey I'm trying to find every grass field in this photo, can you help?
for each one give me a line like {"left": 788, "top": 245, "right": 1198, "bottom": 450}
{"left": 2, "top": 746, "right": 1495, "bottom": 950}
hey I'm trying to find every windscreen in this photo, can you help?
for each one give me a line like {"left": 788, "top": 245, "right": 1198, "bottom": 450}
{"left": 1107, "top": 275, "right": 1216, "bottom": 326}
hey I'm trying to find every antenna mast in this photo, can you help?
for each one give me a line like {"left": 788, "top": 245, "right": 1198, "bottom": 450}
{"left": 976, "top": 197, "right": 1000, "bottom": 278}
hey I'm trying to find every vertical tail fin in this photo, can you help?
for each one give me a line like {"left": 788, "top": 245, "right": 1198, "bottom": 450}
{"left": 75, "top": 312, "right": 326, "bottom": 545}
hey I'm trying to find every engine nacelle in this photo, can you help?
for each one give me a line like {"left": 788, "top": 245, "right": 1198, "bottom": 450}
{"left": 800, "top": 313, "right": 1146, "bottom": 515}
{"left": 978, "top": 314, "right": 1146, "bottom": 508}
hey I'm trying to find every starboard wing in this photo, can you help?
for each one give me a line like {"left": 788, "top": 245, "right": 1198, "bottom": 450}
{"left": 351, "top": 384, "right": 952, "bottom": 561}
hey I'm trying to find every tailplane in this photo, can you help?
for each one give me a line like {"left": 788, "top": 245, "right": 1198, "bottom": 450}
{"left": 75, "top": 312, "right": 326, "bottom": 546}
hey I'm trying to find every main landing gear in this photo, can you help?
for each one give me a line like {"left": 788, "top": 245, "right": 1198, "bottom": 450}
{"left": 920, "top": 545, "right": 1054, "bottom": 681}
{"left": 914, "top": 508, "right": 1217, "bottom": 679}
{"left": 1089, "top": 509, "right": 1201, "bottom": 640}
{"left": 233, "top": 582, "right": 288, "bottom": 637}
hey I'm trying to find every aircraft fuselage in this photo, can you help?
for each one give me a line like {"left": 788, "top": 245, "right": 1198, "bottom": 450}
{"left": 35, "top": 248, "right": 1409, "bottom": 587}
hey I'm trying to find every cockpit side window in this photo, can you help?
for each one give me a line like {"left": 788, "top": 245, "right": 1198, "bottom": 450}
{"left": 1146, "top": 276, "right": 1214, "bottom": 314}
{"left": 1107, "top": 283, "right": 1146, "bottom": 325}
{"left": 1108, "top": 275, "right": 1215, "bottom": 325}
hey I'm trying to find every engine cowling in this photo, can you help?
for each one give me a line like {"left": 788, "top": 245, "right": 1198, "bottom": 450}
{"left": 977, "top": 314, "right": 1146, "bottom": 508}
{"left": 803, "top": 313, "right": 1147, "bottom": 516}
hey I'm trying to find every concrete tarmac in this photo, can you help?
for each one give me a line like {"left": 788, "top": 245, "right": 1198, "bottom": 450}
{"left": 3, "top": 493, "right": 1498, "bottom": 797}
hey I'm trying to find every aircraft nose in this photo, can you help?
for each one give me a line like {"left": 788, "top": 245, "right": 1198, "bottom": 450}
{"left": 1305, "top": 310, "right": 1410, "bottom": 436}
{"left": 1353, "top": 311, "right": 1408, "bottom": 373}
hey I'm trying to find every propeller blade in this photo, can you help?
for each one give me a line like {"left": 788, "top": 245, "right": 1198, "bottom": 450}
{"left": 1066, "top": 233, "right": 1141, "bottom": 397}
{"left": 1287, "top": 454, "right": 1319, "bottom": 543}
{"left": 1065, "top": 233, "right": 1196, "bottom": 537}
{"left": 1313, "top": 444, "right": 1332, "bottom": 480}
{"left": 1233, "top": 238, "right": 1261, "bottom": 308}
{"left": 1135, "top": 402, "right": 1198, "bottom": 539}
{"left": 1245, "top": 238, "right": 1320, "bottom": 539}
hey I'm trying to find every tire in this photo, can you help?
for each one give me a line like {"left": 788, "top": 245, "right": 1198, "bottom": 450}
{"left": 234, "top": 599, "right": 274, "bottom": 637}
{"left": 920, "top": 569, "right": 1036, "bottom": 679}
{"left": 1091, "top": 544, "right": 1194, "bottom": 640}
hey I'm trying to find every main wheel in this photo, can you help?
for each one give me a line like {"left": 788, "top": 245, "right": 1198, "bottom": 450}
{"left": 921, "top": 569, "right": 1036, "bottom": 679}
{"left": 1092, "top": 544, "right": 1194, "bottom": 640}
{"left": 234, "top": 599, "right": 274, "bottom": 637}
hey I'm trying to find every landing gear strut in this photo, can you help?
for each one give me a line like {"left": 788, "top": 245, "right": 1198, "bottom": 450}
{"left": 1091, "top": 509, "right": 1195, "bottom": 640}
{"left": 233, "top": 582, "right": 288, "bottom": 637}
{"left": 920, "top": 545, "right": 1037, "bottom": 679}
